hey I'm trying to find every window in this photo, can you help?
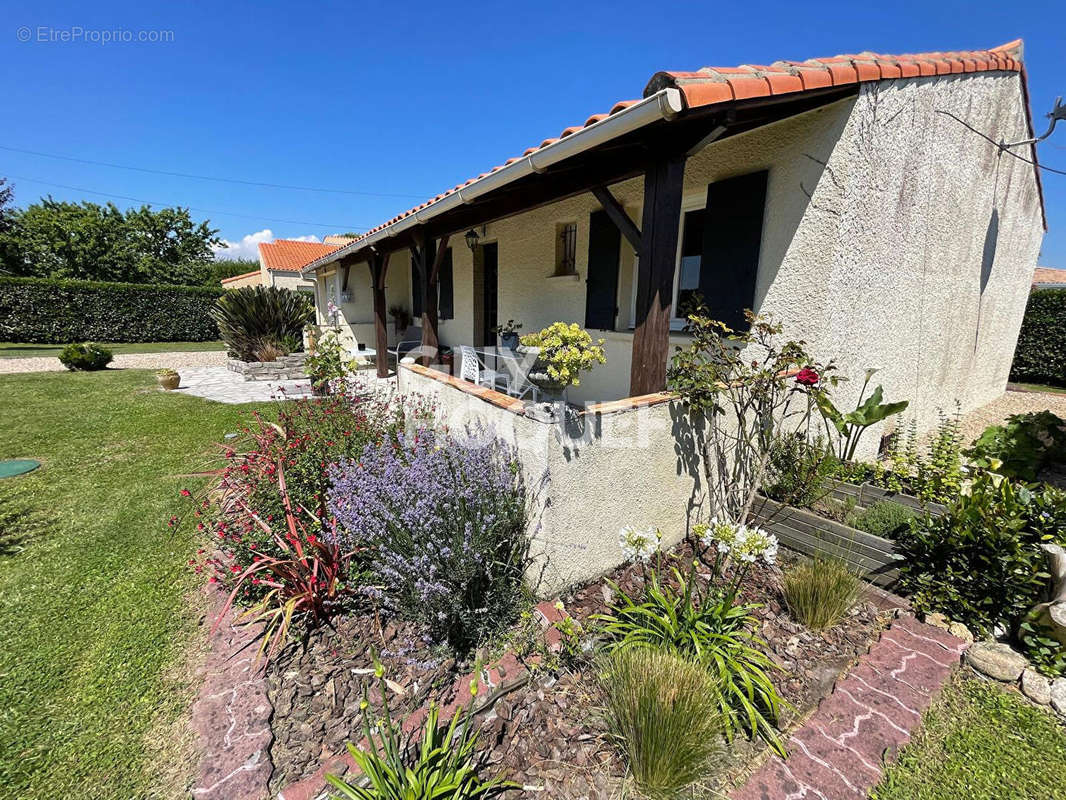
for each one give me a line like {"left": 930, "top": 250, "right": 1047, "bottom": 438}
{"left": 671, "top": 170, "right": 768, "bottom": 332}
{"left": 554, "top": 222, "right": 578, "bottom": 276}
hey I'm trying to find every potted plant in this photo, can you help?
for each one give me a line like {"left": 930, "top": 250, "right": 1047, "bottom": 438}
{"left": 305, "top": 329, "right": 353, "bottom": 395}
{"left": 492, "top": 319, "right": 523, "bottom": 350}
{"left": 388, "top": 305, "right": 412, "bottom": 339}
{"left": 517, "top": 322, "right": 606, "bottom": 398}
{"left": 156, "top": 368, "right": 180, "bottom": 390}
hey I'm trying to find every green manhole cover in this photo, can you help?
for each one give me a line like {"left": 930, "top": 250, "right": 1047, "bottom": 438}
{"left": 0, "top": 459, "right": 40, "bottom": 478}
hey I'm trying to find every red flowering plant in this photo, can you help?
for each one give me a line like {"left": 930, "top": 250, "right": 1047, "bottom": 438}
{"left": 215, "top": 464, "right": 354, "bottom": 661}
{"left": 175, "top": 382, "right": 435, "bottom": 603}
{"left": 667, "top": 308, "right": 837, "bottom": 528}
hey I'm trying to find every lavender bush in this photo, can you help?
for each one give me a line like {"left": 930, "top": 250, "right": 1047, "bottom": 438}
{"left": 328, "top": 427, "right": 529, "bottom": 652}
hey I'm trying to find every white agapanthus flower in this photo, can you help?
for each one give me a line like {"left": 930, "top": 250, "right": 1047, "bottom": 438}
{"left": 734, "top": 525, "right": 779, "bottom": 565}
{"left": 618, "top": 525, "right": 660, "bottom": 563}
{"left": 698, "top": 516, "right": 742, "bottom": 553}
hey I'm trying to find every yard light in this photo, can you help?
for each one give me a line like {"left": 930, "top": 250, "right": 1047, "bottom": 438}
{"left": 464, "top": 229, "right": 480, "bottom": 252}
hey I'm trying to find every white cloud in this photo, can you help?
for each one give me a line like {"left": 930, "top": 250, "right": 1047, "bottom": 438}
{"left": 212, "top": 229, "right": 321, "bottom": 261}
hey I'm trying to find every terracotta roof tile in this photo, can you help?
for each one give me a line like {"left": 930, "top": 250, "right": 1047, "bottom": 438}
{"left": 1033, "top": 267, "right": 1066, "bottom": 286}
{"left": 307, "top": 39, "right": 1040, "bottom": 272}
{"left": 259, "top": 239, "right": 339, "bottom": 272}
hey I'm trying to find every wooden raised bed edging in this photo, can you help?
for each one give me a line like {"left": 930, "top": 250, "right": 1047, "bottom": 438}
{"left": 752, "top": 482, "right": 945, "bottom": 588}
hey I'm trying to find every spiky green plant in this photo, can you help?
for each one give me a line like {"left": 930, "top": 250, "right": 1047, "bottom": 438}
{"left": 211, "top": 285, "right": 313, "bottom": 361}
{"left": 598, "top": 648, "right": 724, "bottom": 800}
{"left": 782, "top": 555, "right": 864, "bottom": 631}
{"left": 593, "top": 567, "right": 784, "bottom": 754}
{"left": 325, "top": 667, "right": 516, "bottom": 800}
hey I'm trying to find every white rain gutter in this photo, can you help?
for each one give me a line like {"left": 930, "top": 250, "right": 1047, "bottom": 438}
{"left": 302, "top": 88, "right": 684, "bottom": 273}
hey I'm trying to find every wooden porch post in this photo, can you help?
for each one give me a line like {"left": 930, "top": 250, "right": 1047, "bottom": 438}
{"left": 369, "top": 252, "right": 391, "bottom": 378}
{"left": 629, "top": 154, "right": 686, "bottom": 396}
{"left": 410, "top": 233, "right": 450, "bottom": 367}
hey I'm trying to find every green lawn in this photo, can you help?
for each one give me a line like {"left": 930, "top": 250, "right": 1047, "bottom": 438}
{"left": 1009, "top": 381, "right": 1066, "bottom": 397}
{"left": 0, "top": 341, "right": 225, "bottom": 358}
{"left": 0, "top": 370, "right": 267, "bottom": 799}
{"left": 872, "top": 673, "right": 1066, "bottom": 800}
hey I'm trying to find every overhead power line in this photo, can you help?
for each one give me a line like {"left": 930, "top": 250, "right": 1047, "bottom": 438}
{"left": 935, "top": 110, "right": 1066, "bottom": 177}
{"left": 7, "top": 174, "right": 368, "bottom": 230}
{"left": 0, "top": 143, "right": 430, "bottom": 199}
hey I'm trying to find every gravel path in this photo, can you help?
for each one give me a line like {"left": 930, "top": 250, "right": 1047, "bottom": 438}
{"left": 0, "top": 350, "right": 227, "bottom": 374}
{"left": 958, "top": 389, "right": 1066, "bottom": 446}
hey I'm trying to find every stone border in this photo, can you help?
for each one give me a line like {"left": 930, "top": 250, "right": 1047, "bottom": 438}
{"left": 190, "top": 585, "right": 274, "bottom": 800}
{"left": 276, "top": 600, "right": 570, "bottom": 800}
{"left": 228, "top": 353, "right": 308, "bottom": 381}
{"left": 731, "top": 614, "right": 969, "bottom": 800}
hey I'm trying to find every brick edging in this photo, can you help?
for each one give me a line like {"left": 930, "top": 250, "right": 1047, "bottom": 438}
{"left": 730, "top": 614, "right": 969, "bottom": 800}
{"left": 189, "top": 585, "right": 274, "bottom": 800}
{"left": 277, "top": 600, "right": 569, "bottom": 800}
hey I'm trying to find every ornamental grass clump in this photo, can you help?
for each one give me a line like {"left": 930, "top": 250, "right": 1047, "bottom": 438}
{"left": 328, "top": 427, "right": 529, "bottom": 653}
{"left": 782, "top": 556, "right": 864, "bottom": 631}
{"left": 598, "top": 648, "right": 723, "bottom": 800}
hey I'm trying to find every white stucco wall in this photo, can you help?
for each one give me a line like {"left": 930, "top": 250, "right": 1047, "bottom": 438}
{"left": 397, "top": 365, "right": 707, "bottom": 594}
{"left": 319, "top": 71, "right": 1043, "bottom": 446}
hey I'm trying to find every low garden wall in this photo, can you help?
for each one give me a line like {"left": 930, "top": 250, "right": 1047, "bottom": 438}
{"left": 397, "top": 363, "right": 710, "bottom": 594}
{"left": 226, "top": 352, "right": 307, "bottom": 381}
{"left": 0, "top": 276, "right": 222, "bottom": 343}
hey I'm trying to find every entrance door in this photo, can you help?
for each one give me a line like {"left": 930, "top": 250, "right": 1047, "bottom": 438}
{"left": 481, "top": 242, "right": 498, "bottom": 346}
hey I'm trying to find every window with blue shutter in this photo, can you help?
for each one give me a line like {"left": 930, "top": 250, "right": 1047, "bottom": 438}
{"left": 585, "top": 210, "right": 621, "bottom": 330}
{"left": 438, "top": 247, "right": 454, "bottom": 320}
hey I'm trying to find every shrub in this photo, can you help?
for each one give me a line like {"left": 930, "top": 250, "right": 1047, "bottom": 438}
{"left": 1011, "top": 288, "right": 1066, "bottom": 387}
{"left": 328, "top": 427, "right": 529, "bottom": 653}
{"left": 306, "top": 328, "right": 355, "bottom": 392}
{"left": 667, "top": 310, "right": 831, "bottom": 528}
{"left": 328, "top": 667, "right": 516, "bottom": 800}
{"left": 782, "top": 556, "right": 864, "bottom": 630}
{"left": 210, "top": 285, "right": 313, "bottom": 361}
{"left": 597, "top": 649, "right": 723, "bottom": 800}
{"left": 594, "top": 561, "right": 783, "bottom": 753}
{"left": 58, "top": 342, "right": 112, "bottom": 371}
{"left": 0, "top": 276, "right": 221, "bottom": 343}
{"left": 763, "top": 432, "right": 835, "bottom": 507}
{"left": 896, "top": 473, "right": 1066, "bottom": 635}
{"left": 185, "top": 385, "right": 427, "bottom": 590}
{"left": 213, "top": 466, "right": 352, "bottom": 661}
{"left": 848, "top": 500, "right": 916, "bottom": 539}
{"left": 518, "top": 322, "right": 605, "bottom": 387}
{"left": 964, "top": 410, "right": 1066, "bottom": 482}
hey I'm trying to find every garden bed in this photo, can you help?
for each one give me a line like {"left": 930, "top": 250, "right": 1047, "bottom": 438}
{"left": 226, "top": 352, "right": 307, "bottom": 381}
{"left": 753, "top": 480, "right": 947, "bottom": 588}
{"left": 265, "top": 539, "right": 889, "bottom": 796}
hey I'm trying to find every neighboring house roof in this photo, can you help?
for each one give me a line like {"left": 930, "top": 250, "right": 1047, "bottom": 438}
{"left": 1033, "top": 267, "right": 1066, "bottom": 288}
{"left": 303, "top": 39, "right": 1041, "bottom": 275}
{"left": 220, "top": 269, "right": 262, "bottom": 286}
{"left": 259, "top": 240, "right": 339, "bottom": 273}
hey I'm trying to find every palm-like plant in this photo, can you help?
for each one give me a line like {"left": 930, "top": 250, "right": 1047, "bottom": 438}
{"left": 211, "top": 285, "right": 313, "bottom": 361}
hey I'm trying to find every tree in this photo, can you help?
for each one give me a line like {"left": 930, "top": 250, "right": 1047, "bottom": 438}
{"left": 0, "top": 190, "right": 221, "bottom": 285}
{"left": 0, "top": 178, "right": 18, "bottom": 275}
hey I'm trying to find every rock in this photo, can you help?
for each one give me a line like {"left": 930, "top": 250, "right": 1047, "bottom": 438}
{"left": 925, "top": 612, "right": 951, "bottom": 630}
{"left": 947, "top": 622, "right": 974, "bottom": 644}
{"left": 1051, "top": 678, "right": 1066, "bottom": 715}
{"left": 1022, "top": 668, "right": 1052, "bottom": 705}
{"left": 965, "top": 641, "right": 1028, "bottom": 681}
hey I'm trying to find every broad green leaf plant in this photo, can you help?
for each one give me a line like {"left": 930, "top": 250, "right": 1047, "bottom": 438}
{"left": 816, "top": 368, "right": 908, "bottom": 461}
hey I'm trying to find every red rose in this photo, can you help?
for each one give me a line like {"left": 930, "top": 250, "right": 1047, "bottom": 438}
{"left": 795, "top": 367, "right": 819, "bottom": 386}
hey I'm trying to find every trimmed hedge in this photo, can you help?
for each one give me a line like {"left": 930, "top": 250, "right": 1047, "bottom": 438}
{"left": 1011, "top": 288, "right": 1066, "bottom": 388}
{"left": 0, "top": 276, "right": 224, "bottom": 344}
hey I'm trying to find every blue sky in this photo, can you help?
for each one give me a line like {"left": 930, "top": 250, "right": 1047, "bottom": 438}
{"left": 2, "top": 0, "right": 1064, "bottom": 264}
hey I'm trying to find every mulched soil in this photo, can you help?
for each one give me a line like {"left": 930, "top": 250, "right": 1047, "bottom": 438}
{"left": 266, "top": 539, "right": 887, "bottom": 797}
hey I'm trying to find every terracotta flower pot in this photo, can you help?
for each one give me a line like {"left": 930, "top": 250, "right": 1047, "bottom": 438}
{"left": 157, "top": 373, "right": 180, "bottom": 390}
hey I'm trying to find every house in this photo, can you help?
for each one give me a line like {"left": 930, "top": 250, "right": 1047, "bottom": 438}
{"left": 1033, "top": 267, "right": 1066, "bottom": 289}
{"left": 300, "top": 41, "right": 1045, "bottom": 592}
{"left": 220, "top": 240, "right": 338, "bottom": 294}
